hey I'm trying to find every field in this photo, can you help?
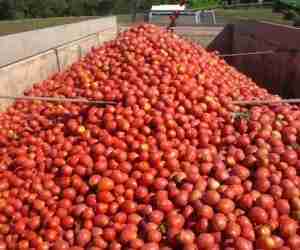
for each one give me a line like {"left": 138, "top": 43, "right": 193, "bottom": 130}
{"left": 117, "top": 7, "right": 291, "bottom": 26}
{"left": 0, "top": 16, "right": 96, "bottom": 37}
{"left": 0, "top": 7, "right": 291, "bottom": 38}
{"left": 216, "top": 7, "right": 292, "bottom": 25}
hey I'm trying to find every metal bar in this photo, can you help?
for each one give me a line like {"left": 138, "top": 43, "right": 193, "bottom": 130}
{"left": 167, "top": 0, "right": 187, "bottom": 30}
{"left": 0, "top": 95, "right": 117, "bottom": 105}
{"left": 219, "top": 49, "right": 300, "bottom": 58}
{"left": 232, "top": 99, "right": 300, "bottom": 106}
{"left": 212, "top": 11, "right": 217, "bottom": 25}
{"left": 220, "top": 50, "right": 274, "bottom": 57}
{"left": 54, "top": 48, "right": 61, "bottom": 72}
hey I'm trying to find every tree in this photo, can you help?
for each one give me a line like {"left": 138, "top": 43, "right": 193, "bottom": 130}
{"left": 24, "top": 0, "right": 56, "bottom": 18}
{"left": 0, "top": 0, "right": 15, "bottom": 20}
{"left": 131, "top": 0, "right": 142, "bottom": 22}
{"left": 112, "top": 0, "right": 130, "bottom": 14}
{"left": 98, "top": 0, "right": 114, "bottom": 15}
{"left": 66, "top": 0, "right": 85, "bottom": 16}
{"left": 0, "top": 0, "right": 171, "bottom": 20}
{"left": 15, "top": 0, "right": 27, "bottom": 19}
{"left": 151, "top": 0, "right": 163, "bottom": 4}
{"left": 49, "top": 0, "right": 68, "bottom": 17}
{"left": 84, "top": 0, "right": 99, "bottom": 16}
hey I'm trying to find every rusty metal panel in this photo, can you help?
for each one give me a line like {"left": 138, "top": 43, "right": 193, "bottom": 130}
{"left": 209, "top": 21, "right": 300, "bottom": 98}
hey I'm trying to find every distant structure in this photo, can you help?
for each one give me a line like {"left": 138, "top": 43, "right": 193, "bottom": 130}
{"left": 151, "top": 4, "right": 186, "bottom": 12}
{"left": 148, "top": 4, "right": 216, "bottom": 25}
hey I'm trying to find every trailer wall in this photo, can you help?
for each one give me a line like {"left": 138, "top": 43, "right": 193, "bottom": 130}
{"left": 0, "top": 16, "right": 117, "bottom": 110}
{"left": 208, "top": 21, "right": 300, "bottom": 99}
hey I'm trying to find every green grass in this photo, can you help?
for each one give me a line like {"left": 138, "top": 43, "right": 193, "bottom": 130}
{"left": 0, "top": 8, "right": 292, "bottom": 38}
{"left": 216, "top": 7, "right": 293, "bottom": 25}
{"left": 190, "top": 0, "right": 221, "bottom": 9}
{"left": 279, "top": 0, "right": 300, "bottom": 9}
{"left": 0, "top": 16, "right": 97, "bottom": 37}
{"left": 118, "top": 7, "right": 291, "bottom": 26}
{"left": 117, "top": 13, "right": 146, "bottom": 25}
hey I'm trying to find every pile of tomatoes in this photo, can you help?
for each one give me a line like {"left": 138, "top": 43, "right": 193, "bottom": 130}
{"left": 0, "top": 24, "right": 299, "bottom": 249}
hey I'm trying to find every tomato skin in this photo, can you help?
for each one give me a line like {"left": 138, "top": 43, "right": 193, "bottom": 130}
{"left": 0, "top": 23, "right": 300, "bottom": 250}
